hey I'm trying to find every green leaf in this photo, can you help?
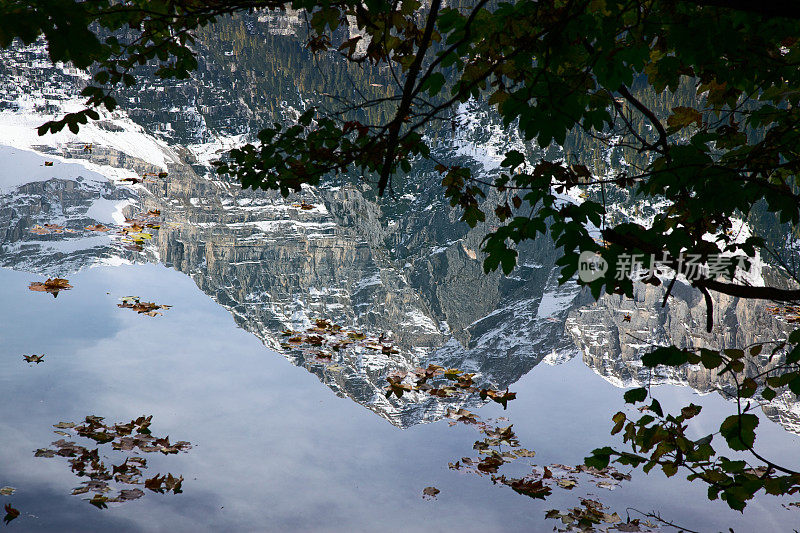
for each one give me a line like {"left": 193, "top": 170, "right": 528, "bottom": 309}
{"left": 422, "top": 72, "right": 446, "bottom": 96}
{"left": 700, "top": 349, "right": 723, "bottom": 369}
{"left": 667, "top": 106, "right": 703, "bottom": 132}
{"left": 642, "top": 346, "right": 689, "bottom": 367}
{"left": 719, "top": 414, "right": 758, "bottom": 451}
{"left": 761, "top": 387, "right": 777, "bottom": 401}
{"left": 500, "top": 150, "right": 524, "bottom": 169}
{"left": 584, "top": 447, "right": 613, "bottom": 469}
{"left": 623, "top": 387, "right": 647, "bottom": 404}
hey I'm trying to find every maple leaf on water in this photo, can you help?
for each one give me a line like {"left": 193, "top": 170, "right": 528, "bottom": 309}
{"left": 384, "top": 376, "right": 412, "bottom": 399}
{"left": 29, "top": 278, "right": 72, "bottom": 297}
{"left": 503, "top": 477, "right": 552, "bottom": 500}
{"left": 480, "top": 388, "right": 517, "bottom": 409}
{"left": 3, "top": 503, "right": 19, "bottom": 525}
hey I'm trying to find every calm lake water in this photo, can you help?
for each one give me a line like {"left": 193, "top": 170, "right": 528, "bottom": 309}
{"left": 1, "top": 146, "right": 800, "bottom": 532}
{"left": 0, "top": 263, "right": 799, "bottom": 532}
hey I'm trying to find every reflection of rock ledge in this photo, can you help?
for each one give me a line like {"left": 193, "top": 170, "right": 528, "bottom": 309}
{"left": 567, "top": 278, "right": 800, "bottom": 434}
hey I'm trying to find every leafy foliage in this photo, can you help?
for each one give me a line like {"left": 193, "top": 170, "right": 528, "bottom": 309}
{"left": 587, "top": 335, "right": 800, "bottom": 511}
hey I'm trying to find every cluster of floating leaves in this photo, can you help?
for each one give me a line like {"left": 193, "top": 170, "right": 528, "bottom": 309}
{"left": 34, "top": 415, "right": 190, "bottom": 509}
{"left": 545, "top": 499, "right": 659, "bottom": 532}
{"left": 28, "top": 208, "right": 162, "bottom": 253}
{"left": 29, "top": 223, "right": 77, "bottom": 235}
{"left": 280, "top": 318, "right": 399, "bottom": 363}
{"left": 280, "top": 319, "right": 516, "bottom": 406}
{"left": 119, "top": 210, "right": 161, "bottom": 250}
{"left": 118, "top": 296, "right": 172, "bottom": 317}
{"left": 767, "top": 305, "right": 800, "bottom": 324}
{"left": 442, "top": 408, "right": 645, "bottom": 532}
{"left": 385, "top": 364, "right": 516, "bottom": 407}
{"left": 1, "top": 488, "right": 17, "bottom": 525}
{"left": 29, "top": 278, "right": 72, "bottom": 297}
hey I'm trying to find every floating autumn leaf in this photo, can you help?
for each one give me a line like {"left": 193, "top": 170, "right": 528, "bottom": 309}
{"left": 126, "top": 232, "right": 153, "bottom": 245}
{"left": 446, "top": 408, "right": 478, "bottom": 425}
{"left": 443, "top": 368, "right": 462, "bottom": 379}
{"left": 117, "top": 297, "right": 171, "bottom": 316}
{"left": 555, "top": 478, "right": 577, "bottom": 490}
{"left": 88, "top": 495, "right": 109, "bottom": 509}
{"left": 144, "top": 473, "right": 183, "bottom": 494}
{"left": 23, "top": 354, "right": 44, "bottom": 364}
{"left": 122, "top": 222, "right": 144, "bottom": 232}
{"left": 500, "top": 476, "right": 552, "bottom": 499}
{"left": 3, "top": 503, "right": 19, "bottom": 524}
{"left": 29, "top": 278, "right": 72, "bottom": 297}
{"left": 0, "top": 487, "right": 14, "bottom": 496}
{"left": 385, "top": 376, "right": 412, "bottom": 399}
{"left": 85, "top": 224, "right": 110, "bottom": 232}
{"left": 514, "top": 449, "right": 536, "bottom": 458}
{"left": 118, "top": 489, "right": 144, "bottom": 501}
{"left": 119, "top": 176, "right": 144, "bottom": 184}
{"left": 44, "top": 161, "right": 53, "bottom": 166}
{"left": 412, "top": 364, "right": 444, "bottom": 383}
{"left": 422, "top": 486, "right": 440, "bottom": 500}
{"left": 480, "top": 388, "right": 517, "bottom": 409}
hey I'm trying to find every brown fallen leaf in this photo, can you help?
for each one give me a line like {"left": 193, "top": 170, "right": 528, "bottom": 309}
{"left": 29, "top": 278, "right": 72, "bottom": 297}
{"left": 117, "top": 488, "right": 144, "bottom": 501}
{"left": 422, "top": 486, "right": 440, "bottom": 500}
{"left": 3, "top": 503, "right": 19, "bottom": 524}
{"left": 117, "top": 297, "right": 171, "bottom": 316}
{"left": 85, "top": 224, "right": 111, "bottom": 232}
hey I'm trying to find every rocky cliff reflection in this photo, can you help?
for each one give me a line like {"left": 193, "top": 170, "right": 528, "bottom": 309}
{"left": 2, "top": 144, "right": 799, "bottom": 433}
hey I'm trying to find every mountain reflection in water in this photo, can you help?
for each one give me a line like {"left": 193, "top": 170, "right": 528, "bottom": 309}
{"left": 2, "top": 146, "right": 800, "bottom": 531}
{"left": 1, "top": 143, "right": 797, "bottom": 433}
